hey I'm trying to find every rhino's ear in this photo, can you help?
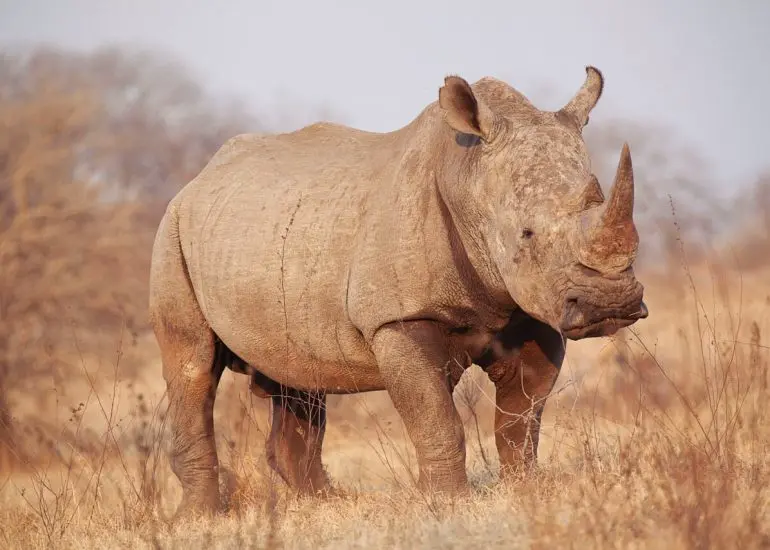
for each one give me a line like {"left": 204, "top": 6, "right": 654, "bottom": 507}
{"left": 439, "top": 76, "right": 495, "bottom": 141}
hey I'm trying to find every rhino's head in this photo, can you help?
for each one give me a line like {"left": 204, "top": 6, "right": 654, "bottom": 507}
{"left": 437, "top": 67, "right": 647, "bottom": 340}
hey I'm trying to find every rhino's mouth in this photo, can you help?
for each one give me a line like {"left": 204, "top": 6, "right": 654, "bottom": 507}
{"left": 561, "top": 301, "right": 648, "bottom": 341}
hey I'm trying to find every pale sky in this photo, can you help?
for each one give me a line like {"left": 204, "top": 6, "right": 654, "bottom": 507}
{"left": 1, "top": 0, "right": 768, "bottom": 191}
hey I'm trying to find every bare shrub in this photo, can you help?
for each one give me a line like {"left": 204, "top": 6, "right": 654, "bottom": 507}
{"left": 0, "top": 46, "right": 254, "bottom": 467}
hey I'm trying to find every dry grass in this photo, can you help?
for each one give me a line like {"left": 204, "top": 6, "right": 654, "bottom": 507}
{"left": 1, "top": 46, "right": 769, "bottom": 549}
{"left": 2, "top": 237, "right": 768, "bottom": 550}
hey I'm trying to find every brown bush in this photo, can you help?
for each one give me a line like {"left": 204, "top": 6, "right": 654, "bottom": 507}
{"left": 0, "top": 47, "right": 255, "bottom": 465}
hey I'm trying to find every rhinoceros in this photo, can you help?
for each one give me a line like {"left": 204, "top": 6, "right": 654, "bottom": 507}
{"left": 149, "top": 66, "right": 647, "bottom": 517}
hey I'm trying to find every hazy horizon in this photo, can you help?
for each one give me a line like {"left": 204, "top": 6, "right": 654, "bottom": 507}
{"left": 2, "top": 0, "right": 768, "bottom": 192}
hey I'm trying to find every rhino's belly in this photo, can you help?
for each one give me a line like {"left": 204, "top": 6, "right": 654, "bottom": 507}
{"left": 247, "top": 350, "right": 385, "bottom": 394}
{"left": 201, "top": 282, "right": 384, "bottom": 393}
{"left": 225, "top": 326, "right": 384, "bottom": 394}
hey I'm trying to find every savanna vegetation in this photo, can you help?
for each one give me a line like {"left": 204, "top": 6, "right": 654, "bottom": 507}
{"left": 0, "top": 46, "right": 768, "bottom": 549}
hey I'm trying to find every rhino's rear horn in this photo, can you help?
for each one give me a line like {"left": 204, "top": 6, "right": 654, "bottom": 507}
{"left": 559, "top": 66, "right": 604, "bottom": 129}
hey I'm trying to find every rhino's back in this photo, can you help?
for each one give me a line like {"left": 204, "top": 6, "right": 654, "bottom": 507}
{"left": 175, "top": 124, "right": 397, "bottom": 388}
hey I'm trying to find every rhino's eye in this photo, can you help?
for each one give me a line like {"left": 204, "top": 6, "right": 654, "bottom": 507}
{"left": 521, "top": 228, "right": 534, "bottom": 239}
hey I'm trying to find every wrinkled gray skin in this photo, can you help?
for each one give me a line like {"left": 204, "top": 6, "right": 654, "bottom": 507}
{"left": 149, "top": 66, "right": 648, "bottom": 518}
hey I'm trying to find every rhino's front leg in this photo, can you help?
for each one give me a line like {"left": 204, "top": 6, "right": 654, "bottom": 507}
{"left": 486, "top": 319, "right": 564, "bottom": 476}
{"left": 372, "top": 320, "right": 468, "bottom": 494}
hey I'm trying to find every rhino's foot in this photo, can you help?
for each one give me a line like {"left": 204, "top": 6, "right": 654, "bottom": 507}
{"left": 171, "top": 489, "right": 222, "bottom": 523}
{"left": 496, "top": 433, "right": 539, "bottom": 479}
{"left": 169, "top": 462, "right": 222, "bottom": 520}
{"left": 299, "top": 468, "right": 335, "bottom": 497}
{"left": 497, "top": 456, "right": 538, "bottom": 481}
{"left": 415, "top": 465, "right": 470, "bottom": 498}
{"left": 267, "top": 454, "right": 334, "bottom": 497}
{"left": 296, "top": 477, "right": 345, "bottom": 500}
{"left": 318, "top": 482, "right": 346, "bottom": 499}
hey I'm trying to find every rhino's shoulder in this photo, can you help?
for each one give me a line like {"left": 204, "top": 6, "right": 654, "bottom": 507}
{"left": 279, "top": 121, "right": 388, "bottom": 147}
{"left": 206, "top": 122, "right": 377, "bottom": 164}
{"left": 195, "top": 123, "right": 371, "bottom": 176}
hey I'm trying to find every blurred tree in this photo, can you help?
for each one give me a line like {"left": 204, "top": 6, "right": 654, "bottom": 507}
{"left": 0, "top": 47, "right": 255, "bottom": 464}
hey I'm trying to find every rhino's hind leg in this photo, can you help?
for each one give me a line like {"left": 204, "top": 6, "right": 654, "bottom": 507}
{"left": 264, "top": 385, "right": 332, "bottom": 495}
{"left": 154, "top": 316, "right": 225, "bottom": 518}
{"left": 149, "top": 210, "right": 224, "bottom": 517}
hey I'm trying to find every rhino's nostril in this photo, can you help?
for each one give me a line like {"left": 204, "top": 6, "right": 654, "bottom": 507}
{"left": 562, "top": 297, "right": 586, "bottom": 329}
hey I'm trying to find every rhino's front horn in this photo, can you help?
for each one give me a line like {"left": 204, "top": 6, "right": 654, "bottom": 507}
{"left": 559, "top": 66, "right": 604, "bottom": 129}
{"left": 601, "top": 143, "right": 635, "bottom": 231}
{"left": 580, "top": 143, "right": 639, "bottom": 273}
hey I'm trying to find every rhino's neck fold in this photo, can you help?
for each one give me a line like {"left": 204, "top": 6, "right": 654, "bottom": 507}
{"left": 426, "top": 122, "right": 515, "bottom": 312}
{"left": 434, "top": 179, "right": 515, "bottom": 311}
